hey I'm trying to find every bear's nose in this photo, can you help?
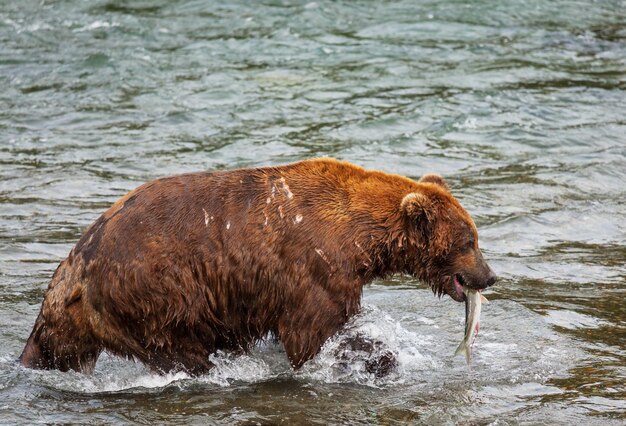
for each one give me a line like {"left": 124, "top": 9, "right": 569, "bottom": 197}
{"left": 485, "top": 269, "right": 497, "bottom": 287}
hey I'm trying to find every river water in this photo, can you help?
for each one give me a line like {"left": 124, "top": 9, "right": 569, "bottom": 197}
{"left": 1, "top": 0, "right": 625, "bottom": 424}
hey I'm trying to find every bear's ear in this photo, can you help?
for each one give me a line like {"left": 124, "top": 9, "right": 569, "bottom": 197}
{"left": 419, "top": 174, "right": 449, "bottom": 191}
{"left": 400, "top": 192, "right": 431, "bottom": 219}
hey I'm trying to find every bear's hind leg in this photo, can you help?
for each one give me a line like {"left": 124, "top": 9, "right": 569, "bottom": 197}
{"left": 20, "top": 311, "right": 102, "bottom": 373}
{"left": 20, "top": 280, "right": 103, "bottom": 374}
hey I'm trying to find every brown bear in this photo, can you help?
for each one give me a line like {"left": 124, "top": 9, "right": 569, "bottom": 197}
{"left": 20, "top": 158, "right": 496, "bottom": 375}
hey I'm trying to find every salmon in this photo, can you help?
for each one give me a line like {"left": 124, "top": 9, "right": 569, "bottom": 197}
{"left": 454, "top": 287, "right": 488, "bottom": 364}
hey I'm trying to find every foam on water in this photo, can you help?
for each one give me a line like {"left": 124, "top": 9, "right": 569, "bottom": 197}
{"left": 299, "top": 304, "right": 439, "bottom": 387}
{"left": 17, "top": 345, "right": 287, "bottom": 394}
{"left": 200, "top": 350, "right": 275, "bottom": 387}
{"left": 22, "top": 357, "right": 190, "bottom": 394}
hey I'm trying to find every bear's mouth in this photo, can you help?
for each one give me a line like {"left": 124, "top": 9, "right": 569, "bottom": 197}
{"left": 452, "top": 274, "right": 467, "bottom": 301}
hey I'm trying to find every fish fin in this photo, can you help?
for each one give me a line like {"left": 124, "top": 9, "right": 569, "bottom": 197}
{"left": 480, "top": 294, "right": 489, "bottom": 304}
{"left": 454, "top": 343, "right": 464, "bottom": 357}
{"left": 454, "top": 341, "right": 467, "bottom": 357}
{"left": 454, "top": 342, "right": 471, "bottom": 365}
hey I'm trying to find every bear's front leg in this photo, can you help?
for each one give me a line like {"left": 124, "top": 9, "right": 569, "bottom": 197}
{"left": 277, "top": 286, "right": 357, "bottom": 369}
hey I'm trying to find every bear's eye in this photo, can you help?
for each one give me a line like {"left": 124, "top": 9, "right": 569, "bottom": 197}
{"left": 467, "top": 236, "right": 475, "bottom": 249}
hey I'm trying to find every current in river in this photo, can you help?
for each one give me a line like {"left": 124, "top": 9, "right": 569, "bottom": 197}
{"left": 0, "top": 0, "right": 625, "bottom": 424}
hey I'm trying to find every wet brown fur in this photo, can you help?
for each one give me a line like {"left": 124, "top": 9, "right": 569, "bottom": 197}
{"left": 20, "top": 158, "right": 495, "bottom": 374}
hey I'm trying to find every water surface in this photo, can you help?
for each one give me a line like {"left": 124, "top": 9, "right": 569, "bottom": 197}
{"left": 1, "top": 0, "right": 625, "bottom": 424}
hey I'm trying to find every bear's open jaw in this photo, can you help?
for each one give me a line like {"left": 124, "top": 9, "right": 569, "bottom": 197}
{"left": 453, "top": 274, "right": 466, "bottom": 301}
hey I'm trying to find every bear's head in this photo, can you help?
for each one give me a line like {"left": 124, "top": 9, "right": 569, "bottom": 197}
{"left": 401, "top": 174, "right": 496, "bottom": 302}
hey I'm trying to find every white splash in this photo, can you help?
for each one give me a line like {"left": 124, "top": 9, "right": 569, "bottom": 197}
{"left": 298, "top": 304, "right": 437, "bottom": 386}
{"left": 74, "top": 21, "right": 120, "bottom": 33}
{"left": 200, "top": 351, "right": 273, "bottom": 387}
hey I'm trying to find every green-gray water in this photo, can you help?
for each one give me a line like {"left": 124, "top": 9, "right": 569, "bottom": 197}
{"left": 1, "top": 0, "right": 625, "bottom": 424}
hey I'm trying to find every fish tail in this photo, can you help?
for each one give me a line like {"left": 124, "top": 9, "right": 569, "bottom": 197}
{"left": 454, "top": 342, "right": 471, "bottom": 364}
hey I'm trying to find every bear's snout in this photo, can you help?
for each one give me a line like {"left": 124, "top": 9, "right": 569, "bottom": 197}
{"left": 471, "top": 258, "right": 497, "bottom": 290}
{"left": 485, "top": 268, "right": 497, "bottom": 288}
{"left": 473, "top": 249, "right": 497, "bottom": 290}
{"left": 471, "top": 262, "right": 497, "bottom": 290}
